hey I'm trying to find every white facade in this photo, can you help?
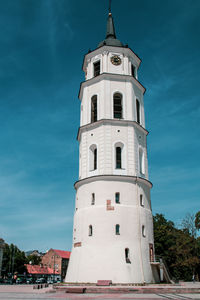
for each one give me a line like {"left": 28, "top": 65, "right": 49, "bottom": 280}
{"left": 65, "top": 15, "right": 156, "bottom": 284}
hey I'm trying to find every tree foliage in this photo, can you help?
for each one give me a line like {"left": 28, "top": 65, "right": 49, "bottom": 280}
{"left": 181, "top": 213, "right": 197, "bottom": 237}
{"left": 154, "top": 213, "right": 200, "bottom": 281}
{"left": 26, "top": 254, "right": 41, "bottom": 265}
{"left": 2, "top": 244, "right": 27, "bottom": 277}
{"left": 195, "top": 211, "right": 200, "bottom": 231}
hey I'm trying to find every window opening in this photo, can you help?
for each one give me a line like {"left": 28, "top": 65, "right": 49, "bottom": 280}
{"left": 115, "top": 224, "right": 120, "bottom": 235}
{"left": 140, "top": 194, "right": 144, "bottom": 207}
{"left": 113, "top": 93, "right": 123, "bottom": 119}
{"left": 89, "top": 145, "right": 97, "bottom": 171}
{"left": 139, "top": 148, "right": 144, "bottom": 175}
{"left": 136, "top": 99, "right": 140, "bottom": 124}
{"left": 91, "top": 193, "right": 95, "bottom": 205}
{"left": 91, "top": 95, "right": 97, "bottom": 123}
{"left": 89, "top": 225, "right": 93, "bottom": 236}
{"left": 93, "top": 61, "right": 100, "bottom": 77}
{"left": 116, "top": 147, "right": 122, "bottom": 169}
{"left": 149, "top": 244, "right": 154, "bottom": 262}
{"left": 131, "top": 64, "right": 136, "bottom": 78}
{"left": 142, "top": 225, "right": 146, "bottom": 237}
{"left": 125, "top": 248, "right": 131, "bottom": 263}
{"left": 115, "top": 192, "right": 120, "bottom": 204}
{"left": 94, "top": 148, "right": 97, "bottom": 170}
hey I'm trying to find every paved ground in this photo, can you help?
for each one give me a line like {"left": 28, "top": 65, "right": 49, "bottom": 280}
{"left": 0, "top": 284, "right": 200, "bottom": 300}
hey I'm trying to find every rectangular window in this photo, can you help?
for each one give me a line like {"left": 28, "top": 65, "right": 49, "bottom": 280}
{"left": 140, "top": 194, "right": 144, "bottom": 207}
{"left": 91, "top": 193, "right": 95, "bottom": 205}
{"left": 114, "top": 94, "right": 122, "bottom": 119}
{"left": 131, "top": 64, "right": 136, "bottom": 78}
{"left": 115, "top": 192, "right": 120, "bottom": 204}
{"left": 91, "top": 96, "right": 97, "bottom": 123}
{"left": 93, "top": 61, "right": 100, "bottom": 77}
{"left": 115, "top": 224, "right": 120, "bottom": 235}
{"left": 125, "top": 248, "right": 131, "bottom": 264}
{"left": 136, "top": 99, "right": 140, "bottom": 124}
{"left": 116, "top": 147, "right": 122, "bottom": 169}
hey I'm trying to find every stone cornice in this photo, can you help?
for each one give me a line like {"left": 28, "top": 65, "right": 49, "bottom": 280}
{"left": 77, "top": 119, "right": 148, "bottom": 141}
{"left": 78, "top": 73, "right": 146, "bottom": 100}
{"left": 74, "top": 175, "right": 153, "bottom": 190}
{"left": 82, "top": 45, "right": 141, "bottom": 71}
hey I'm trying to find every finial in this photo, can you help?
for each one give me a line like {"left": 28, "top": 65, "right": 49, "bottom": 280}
{"left": 109, "top": 0, "right": 112, "bottom": 14}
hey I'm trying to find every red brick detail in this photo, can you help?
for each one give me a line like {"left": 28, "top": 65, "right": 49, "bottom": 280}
{"left": 97, "top": 280, "right": 112, "bottom": 286}
{"left": 74, "top": 242, "right": 82, "bottom": 248}
{"left": 106, "top": 200, "right": 114, "bottom": 211}
{"left": 107, "top": 206, "right": 114, "bottom": 210}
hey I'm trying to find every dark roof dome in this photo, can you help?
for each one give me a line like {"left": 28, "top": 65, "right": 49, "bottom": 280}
{"left": 98, "top": 13, "right": 124, "bottom": 48}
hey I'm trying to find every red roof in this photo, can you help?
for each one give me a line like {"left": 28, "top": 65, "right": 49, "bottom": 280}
{"left": 53, "top": 249, "right": 71, "bottom": 259}
{"left": 25, "top": 264, "right": 59, "bottom": 275}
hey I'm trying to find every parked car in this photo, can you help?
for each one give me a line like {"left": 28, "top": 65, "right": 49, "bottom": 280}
{"left": 3, "top": 278, "right": 13, "bottom": 284}
{"left": 26, "top": 278, "right": 34, "bottom": 284}
{"left": 16, "top": 277, "right": 26, "bottom": 284}
{"left": 47, "top": 279, "right": 54, "bottom": 284}
{"left": 35, "top": 278, "right": 46, "bottom": 284}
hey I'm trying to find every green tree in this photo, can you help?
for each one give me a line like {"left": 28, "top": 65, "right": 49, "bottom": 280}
{"left": 153, "top": 213, "right": 200, "bottom": 281}
{"left": 181, "top": 213, "right": 197, "bottom": 237}
{"left": 2, "top": 244, "right": 27, "bottom": 277}
{"left": 26, "top": 254, "right": 41, "bottom": 265}
{"left": 195, "top": 211, "right": 200, "bottom": 231}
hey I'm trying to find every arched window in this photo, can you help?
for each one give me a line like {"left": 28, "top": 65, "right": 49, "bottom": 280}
{"left": 94, "top": 148, "right": 97, "bottom": 170}
{"left": 115, "top": 192, "right": 120, "bottom": 204}
{"left": 125, "top": 248, "right": 131, "bottom": 263}
{"left": 113, "top": 93, "right": 123, "bottom": 119}
{"left": 89, "top": 145, "right": 97, "bottom": 171}
{"left": 116, "top": 147, "right": 122, "bottom": 169}
{"left": 139, "top": 148, "right": 145, "bottom": 175}
{"left": 91, "top": 95, "right": 97, "bottom": 123}
{"left": 136, "top": 99, "right": 140, "bottom": 124}
{"left": 89, "top": 225, "right": 93, "bottom": 236}
{"left": 115, "top": 224, "right": 120, "bottom": 235}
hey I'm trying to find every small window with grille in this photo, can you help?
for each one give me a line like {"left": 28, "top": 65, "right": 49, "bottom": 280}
{"left": 91, "top": 193, "right": 95, "bottom": 205}
{"left": 115, "top": 224, "right": 120, "bottom": 235}
{"left": 125, "top": 248, "right": 131, "bottom": 263}
{"left": 89, "top": 225, "right": 93, "bottom": 236}
{"left": 115, "top": 192, "right": 120, "bottom": 204}
{"left": 93, "top": 61, "right": 100, "bottom": 77}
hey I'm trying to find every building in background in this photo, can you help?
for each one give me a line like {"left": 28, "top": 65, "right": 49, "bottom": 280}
{"left": 25, "top": 264, "right": 59, "bottom": 282}
{"left": 42, "top": 249, "right": 70, "bottom": 281}
{"left": 0, "top": 238, "right": 4, "bottom": 278}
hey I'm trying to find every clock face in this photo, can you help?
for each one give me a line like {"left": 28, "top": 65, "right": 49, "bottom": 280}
{"left": 111, "top": 55, "right": 121, "bottom": 66}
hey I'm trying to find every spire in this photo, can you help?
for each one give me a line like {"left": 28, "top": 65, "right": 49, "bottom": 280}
{"left": 98, "top": 5, "right": 123, "bottom": 48}
{"left": 106, "top": 13, "right": 116, "bottom": 39}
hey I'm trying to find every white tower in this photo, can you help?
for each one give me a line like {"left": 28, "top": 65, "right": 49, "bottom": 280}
{"left": 65, "top": 11, "right": 156, "bottom": 284}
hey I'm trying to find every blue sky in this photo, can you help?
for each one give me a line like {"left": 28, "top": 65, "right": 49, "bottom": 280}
{"left": 0, "top": 0, "right": 199, "bottom": 252}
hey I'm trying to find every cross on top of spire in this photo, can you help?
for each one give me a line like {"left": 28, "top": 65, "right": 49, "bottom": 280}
{"left": 109, "top": 0, "right": 112, "bottom": 14}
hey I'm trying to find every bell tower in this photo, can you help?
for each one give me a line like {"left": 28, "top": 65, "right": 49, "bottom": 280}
{"left": 65, "top": 9, "right": 156, "bottom": 284}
